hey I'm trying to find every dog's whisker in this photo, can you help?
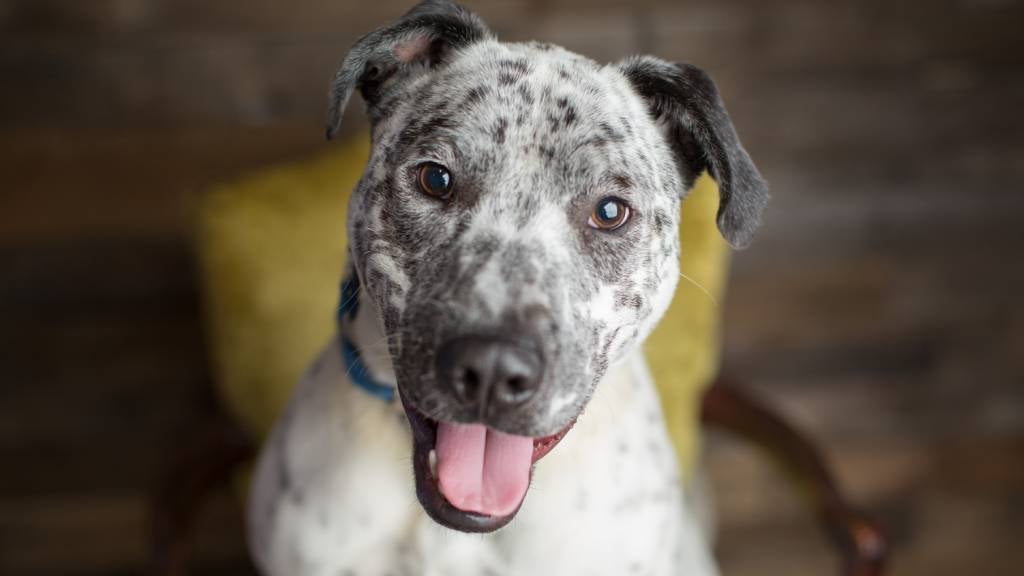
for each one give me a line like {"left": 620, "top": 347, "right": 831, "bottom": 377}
{"left": 361, "top": 335, "right": 400, "bottom": 352}
{"left": 678, "top": 270, "right": 718, "bottom": 307}
{"left": 360, "top": 342, "right": 395, "bottom": 356}
{"left": 338, "top": 285, "right": 361, "bottom": 316}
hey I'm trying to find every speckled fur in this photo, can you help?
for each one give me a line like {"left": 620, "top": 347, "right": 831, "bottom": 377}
{"left": 249, "top": 2, "right": 767, "bottom": 575}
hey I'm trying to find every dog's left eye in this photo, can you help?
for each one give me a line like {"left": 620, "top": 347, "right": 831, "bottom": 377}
{"left": 416, "top": 162, "right": 453, "bottom": 200}
{"left": 588, "top": 197, "right": 631, "bottom": 231}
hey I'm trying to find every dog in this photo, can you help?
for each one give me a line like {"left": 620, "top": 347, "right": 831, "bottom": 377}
{"left": 248, "top": 1, "right": 767, "bottom": 574}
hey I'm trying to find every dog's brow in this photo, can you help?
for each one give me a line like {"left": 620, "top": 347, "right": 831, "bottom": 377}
{"left": 598, "top": 173, "right": 635, "bottom": 191}
{"left": 568, "top": 135, "right": 608, "bottom": 160}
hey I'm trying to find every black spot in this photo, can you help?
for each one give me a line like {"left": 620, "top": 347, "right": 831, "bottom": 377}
{"left": 619, "top": 115, "right": 636, "bottom": 136}
{"left": 653, "top": 210, "right": 667, "bottom": 234}
{"left": 614, "top": 290, "right": 630, "bottom": 309}
{"left": 563, "top": 104, "right": 578, "bottom": 127}
{"left": 546, "top": 111, "right": 561, "bottom": 132}
{"left": 516, "top": 83, "right": 535, "bottom": 105}
{"left": 499, "top": 57, "right": 531, "bottom": 75}
{"left": 496, "top": 58, "right": 530, "bottom": 87}
{"left": 492, "top": 117, "right": 509, "bottom": 145}
{"left": 463, "top": 85, "right": 491, "bottom": 107}
{"left": 599, "top": 326, "right": 621, "bottom": 363}
{"left": 599, "top": 121, "right": 625, "bottom": 142}
{"left": 396, "top": 113, "right": 456, "bottom": 145}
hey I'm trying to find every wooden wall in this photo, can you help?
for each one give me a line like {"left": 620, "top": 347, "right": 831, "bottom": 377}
{"left": 1, "top": 1, "right": 1022, "bottom": 575}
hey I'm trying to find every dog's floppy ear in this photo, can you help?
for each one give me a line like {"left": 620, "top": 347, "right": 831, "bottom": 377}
{"left": 618, "top": 56, "right": 768, "bottom": 249}
{"left": 326, "top": 0, "right": 492, "bottom": 140}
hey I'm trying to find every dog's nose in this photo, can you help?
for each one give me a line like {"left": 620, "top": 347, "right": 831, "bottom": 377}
{"left": 436, "top": 335, "right": 543, "bottom": 412}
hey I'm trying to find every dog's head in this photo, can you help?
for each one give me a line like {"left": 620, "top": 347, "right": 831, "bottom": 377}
{"left": 329, "top": 0, "right": 767, "bottom": 532}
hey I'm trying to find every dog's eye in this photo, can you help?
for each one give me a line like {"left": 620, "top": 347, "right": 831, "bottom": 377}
{"left": 416, "top": 162, "right": 453, "bottom": 200}
{"left": 588, "top": 197, "right": 631, "bottom": 231}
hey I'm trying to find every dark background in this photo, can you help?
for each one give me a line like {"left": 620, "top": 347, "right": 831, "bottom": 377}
{"left": 2, "top": 0, "right": 1022, "bottom": 574}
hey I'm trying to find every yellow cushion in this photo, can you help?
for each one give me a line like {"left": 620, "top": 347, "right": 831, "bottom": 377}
{"left": 197, "top": 135, "right": 728, "bottom": 479}
{"left": 646, "top": 173, "right": 730, "bottom": 476}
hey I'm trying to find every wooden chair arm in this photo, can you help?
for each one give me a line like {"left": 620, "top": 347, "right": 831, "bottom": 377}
{"left": 701, "top": 379, "right": 887, "bottom": 576}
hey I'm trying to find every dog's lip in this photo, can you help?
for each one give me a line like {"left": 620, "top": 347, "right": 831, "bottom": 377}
{"left": 399, "top": 389, "right": 575, "bottom": 533}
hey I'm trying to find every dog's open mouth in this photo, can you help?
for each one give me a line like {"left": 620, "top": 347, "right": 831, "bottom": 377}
{"left": 400, "top": 390, "right": 574, "bottom": 532}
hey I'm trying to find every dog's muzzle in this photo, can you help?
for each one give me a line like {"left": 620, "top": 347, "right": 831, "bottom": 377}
{"left": 400, "top": 332, "right": 575, "bottom": 532}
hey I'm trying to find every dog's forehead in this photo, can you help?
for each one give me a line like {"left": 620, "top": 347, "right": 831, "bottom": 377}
{"left": 442, "top": 41, "right": 633, "bottom": 115}
{"left": 445, "top": 41, "right": 651, "bottom": 142}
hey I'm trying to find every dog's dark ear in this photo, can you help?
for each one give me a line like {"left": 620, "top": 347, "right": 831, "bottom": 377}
{"left": 326, "top": 0, "right": 491, "bottom": 140}
{"left": 618, "top": 56, "right": 768, "bottom": 249}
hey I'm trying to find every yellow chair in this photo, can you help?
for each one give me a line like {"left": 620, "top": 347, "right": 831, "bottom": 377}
{"left": 152, "top": 135, "right": 885, "bottom": 576}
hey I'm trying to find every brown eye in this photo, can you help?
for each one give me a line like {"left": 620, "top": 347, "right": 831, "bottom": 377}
{"left": 588, "top": 197, "right": 631, "bottom": 230}
{"left": 416, "top": 162, "right": 453, "bottom": 199}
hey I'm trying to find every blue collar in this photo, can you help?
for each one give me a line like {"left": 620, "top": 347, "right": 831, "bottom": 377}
{"left": 337, "top": 273, "right": 396, "bottom": 403}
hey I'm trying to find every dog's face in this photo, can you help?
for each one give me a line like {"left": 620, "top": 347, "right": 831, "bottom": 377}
{"left": 352, "top": 40, "right": 686, "bottom": 436}
{"left": 329, "top": 0, "right": 767, "bottom": 532}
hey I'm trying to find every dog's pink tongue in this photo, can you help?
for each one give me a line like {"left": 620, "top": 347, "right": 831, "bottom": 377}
{"left": 435, "top": 422, "right": 533, "bottom": 517}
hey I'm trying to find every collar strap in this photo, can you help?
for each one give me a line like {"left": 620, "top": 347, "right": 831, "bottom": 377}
{"left": 337, "top": 272, "right": 396, "bottom": 403}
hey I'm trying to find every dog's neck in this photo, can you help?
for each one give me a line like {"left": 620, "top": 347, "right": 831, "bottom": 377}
{"left": 337, "top": 270, "right": 399, "bottom": 401}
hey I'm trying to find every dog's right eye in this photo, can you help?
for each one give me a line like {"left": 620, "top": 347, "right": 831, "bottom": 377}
{"left": 588, "top": 197, "right": 631, "bottom": 231}
{"left": 416, "top": 162, "right": 454, "bottom": 200}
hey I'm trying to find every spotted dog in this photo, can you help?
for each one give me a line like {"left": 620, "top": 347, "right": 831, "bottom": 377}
{"left": 248, "top": 1, "right": 768, "bottom": 575}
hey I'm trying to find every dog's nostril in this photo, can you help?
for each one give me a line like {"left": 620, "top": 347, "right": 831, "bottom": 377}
{"left": 458, "top": 367, "right": 481, "bottom": 397}
{"left": 507, "top": 376, "right": 526, "bottom": 393}
{"left": 498, "top": 374, "right": 534, "bottom": 405}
